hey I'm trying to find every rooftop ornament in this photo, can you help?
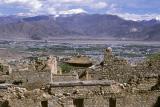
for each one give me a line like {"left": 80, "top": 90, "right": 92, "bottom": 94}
{"left": 64, "top": 55, "right": 93, "bottom": 67}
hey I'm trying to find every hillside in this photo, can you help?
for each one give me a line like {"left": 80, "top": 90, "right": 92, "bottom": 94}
{"left": 0, "top": 14, "right": 159, "bottom": 41}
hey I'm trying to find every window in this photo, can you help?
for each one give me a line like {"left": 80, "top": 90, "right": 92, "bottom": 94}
{"left": 109, "top": 98, "right": 116, "bottom": 107}
{"left": 1, "top": 101, "right": 10, "bottom": 107}
{"left": 153, "top": 96, "right": 160, "bottom": 107}
{"left": 73, "top": 99, "right": 84, "bottom": 107}
{"left": 41, "top": 101, "right": 48, "bottom": 107}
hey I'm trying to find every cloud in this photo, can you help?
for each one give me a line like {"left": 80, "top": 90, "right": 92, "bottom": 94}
{"left": 92, "top": 2, "right": 108, "bottom": 9}
{"left": 46, "top": 0, "right": 91, "bottom": 4}
{"left": 16, "top": 12, "right": 36, "bottom": 16}
{"left": 0, "top": 0, "right": 109, "bottom": 15}
{"left": 108, "top": 12, "right": 160, "bottom": 21}
{"left": 0, "top": 0, "right": 160, "bottom": 21}
{"left": 106, "top": 1, "right": 160, "bottom": 21}
{"left": 0, "top": 0, "right": 42, "bottom": 12}
{"left": 59, "top": 8, "right": 87, "bottom": 14}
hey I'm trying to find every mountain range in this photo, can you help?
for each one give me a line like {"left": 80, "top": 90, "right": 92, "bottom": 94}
{"left": 0, "top": 14, "right": 160, "bottom": 41}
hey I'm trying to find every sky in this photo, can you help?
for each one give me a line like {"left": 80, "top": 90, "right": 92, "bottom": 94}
{"left": 0, "top": 0, "right": 160, "bottom": 20}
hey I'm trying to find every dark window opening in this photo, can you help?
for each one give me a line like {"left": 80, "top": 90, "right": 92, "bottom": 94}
{"left": 0, "top": 80, "right": 6, "bottom": 84}
{"left": 41, "top": 101, "right": 48, "bottom": 107}
{"left": 6, "top": 71, "right": 9, "bottom": 75}
{"left": 73, "top": 99, "right": 84, "bottom": 107}
{"left": 12, "top": 80, "right": 23, "bottom": 85}
{"left": 1, "top": 100, "right": 10, "bottom": 107}
{"left": 109, "top": 98, "right": 116, "bottom": 107}
{"left": 153, "top": 96, "right": 160, "bottom": 107}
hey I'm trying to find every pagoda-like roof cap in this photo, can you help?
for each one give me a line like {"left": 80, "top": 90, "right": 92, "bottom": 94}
{"left": 65, "top": 55, "right": 92, "bottom": 65}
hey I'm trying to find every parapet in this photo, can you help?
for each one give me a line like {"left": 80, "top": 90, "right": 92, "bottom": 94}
{"left": 50, "top": 80, "right": 116, "bottom": 87}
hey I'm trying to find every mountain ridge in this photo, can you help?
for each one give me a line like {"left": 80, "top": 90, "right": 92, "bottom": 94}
{"left": 0, "top": 14, "right": 160, "bottom": 41}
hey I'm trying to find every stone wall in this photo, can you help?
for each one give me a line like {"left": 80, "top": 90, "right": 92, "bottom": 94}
{"left": 96, "top": 48, "right": 160, "bottom": 84}
{"left": 128, "top": 75, "right": 158, "bottom": 91}
{"left": 49, "top": 80, "right": 122, "bottom": 107}
{"left": 123, "top": 91, "right": 160, "bottom": 107}
{"left": 10, "top": 71, "right": 50, "bottom": 89}
{"left": 53, "top": 74, "right": 78, "bottom": 82}
{"left": 0, "top": 80, "right": 160, "bottom": 107}
{"left": 48, "top": 80, "right": 160, "bottom": 107}
{"left": 0, "top": 70, "right": 78, "bottom": 90}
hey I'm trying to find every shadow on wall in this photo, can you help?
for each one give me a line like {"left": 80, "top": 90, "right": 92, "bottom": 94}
{"left": 153, "top": 96, "right": 160, "bottom": 107}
